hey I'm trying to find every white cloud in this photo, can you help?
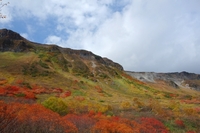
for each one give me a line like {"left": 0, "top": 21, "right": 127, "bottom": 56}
{"left": 20, "top": 33, "right": 29, "bottom": 39}
{"left": 74, "top": 0, "right": 200, "bottom": 73}
{"left": 45, "top": 35, "right": 62, "bottom": 45}
{"left": 2, "top": 0, "right": 200, "bottom": 73}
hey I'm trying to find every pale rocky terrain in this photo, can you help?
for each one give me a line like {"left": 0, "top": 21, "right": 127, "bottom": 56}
{"left": 126, "top": 71, "right": 200, "bottom": 91}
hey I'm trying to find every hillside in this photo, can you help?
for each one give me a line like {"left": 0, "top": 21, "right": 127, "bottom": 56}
{"left": 126, "top": 71, "right": 200, "bottom": 91}
{"left": 0, "top": 29, "right": 200, "bottom": 133}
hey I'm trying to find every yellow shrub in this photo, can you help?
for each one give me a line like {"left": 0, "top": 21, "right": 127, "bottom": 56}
{"left": 120, "top": 101, "right": 131, "bottom": 110}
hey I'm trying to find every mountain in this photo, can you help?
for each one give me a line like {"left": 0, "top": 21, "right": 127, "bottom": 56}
{"left": 0, "top": 29, "right": 125, "bottom": 83}
{"left": 0, "top": 29, "right": 123, "bottom": 70}
{"left": 126, "top": 71, "right": 200, "bottom": 91}
{"left": 1, "top": 29, "right": 200, "bottom": 132}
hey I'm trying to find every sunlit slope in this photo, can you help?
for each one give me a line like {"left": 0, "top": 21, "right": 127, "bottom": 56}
{"left": 0, "top": 32, "right": 199, "bottom": 110}
{"left": 1, "top": 50, "right": 199, "bottom": 109}
{"left": 1, "top": 29, "right": 200, "bottom": 132}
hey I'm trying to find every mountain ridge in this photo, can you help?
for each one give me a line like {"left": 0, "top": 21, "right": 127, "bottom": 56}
{"left": 0, "top": 28, "right": 123, "bottom": 71}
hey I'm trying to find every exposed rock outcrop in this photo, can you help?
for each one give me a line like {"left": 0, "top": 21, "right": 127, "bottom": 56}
{"left": 126, "top": 71, "right": 200, "bottom": 91}
{"left": 0, "top": 29, "right": 24, "bottom": 40}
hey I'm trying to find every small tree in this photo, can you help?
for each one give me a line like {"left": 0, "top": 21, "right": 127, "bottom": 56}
{"left": 0, "top": 0, "right": 9, "bottom": 18}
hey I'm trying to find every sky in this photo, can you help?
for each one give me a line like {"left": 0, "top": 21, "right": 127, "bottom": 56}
{"left": 0, "top": 0, "right": 200, "bottom": 73}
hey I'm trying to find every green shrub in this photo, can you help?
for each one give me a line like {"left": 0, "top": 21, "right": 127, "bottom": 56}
{"left": 39, "top": 60, "right": 49, "bottom": 69}
{"left": 73, "top": 90, "right": 85, "bottom": 96}
{"left": 42, "top": 97, "right": 68, "bottom": 115}
{"left": 15, "top": 93, "right": 26, "bottom": 97}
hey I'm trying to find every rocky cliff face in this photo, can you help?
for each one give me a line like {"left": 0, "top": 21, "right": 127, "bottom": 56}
{"left": 59, "top": 47, "right": 123, "bottom": 71}
{"left": 0, "top": 29, "right": 32, "bottom": 52}
{"left": 0, "top": 29, "right": 24, "bottom": 40}
{"left": 126, "top": 71, "right": 200, "bottom": 91}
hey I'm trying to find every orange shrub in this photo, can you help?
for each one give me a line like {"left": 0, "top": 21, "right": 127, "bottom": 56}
{"left": 0, "top": 101, "right": 21, "bottom": 133}
{"left": 0, "top": 101, "right": 77, "bottom": 133}
{"left": 0, "top": 79, "right": 7, "bottom": 85}
{"left": 95, "top": 86, "right": 103, "bottom": 93}
{"left": 88, "top": 110, "right": 96, "bottom": 117}
{"left": 24, "top": 91, "right": 36, "bottom": 99}
{"left": 74, "top": 96, "right": 85, "bottom": 102}
{"left": 64, "top": 114, "right": 96, "bottom": 133}
{"left": 92, "top": 119, "right": 134, "bottom": 133}
{"left": 139, "top": 117, "right": 169, "bottom": 133}
{"left": 18, "top": 104, "right": 77, "bottom": 133}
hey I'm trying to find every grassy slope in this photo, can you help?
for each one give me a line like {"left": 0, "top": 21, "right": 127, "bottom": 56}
{"left": 0, "top": 51, "right": 200, "bottom": 132}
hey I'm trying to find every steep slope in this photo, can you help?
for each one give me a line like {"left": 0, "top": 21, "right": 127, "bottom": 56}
{"left": 0, "top": 29, "right": 123, "bottom": 70}
{"left": 0, "top": 29, "right": 124, "bottom": 82}
{"left": 0, "top": 29, "right": 134, "bottom": 104}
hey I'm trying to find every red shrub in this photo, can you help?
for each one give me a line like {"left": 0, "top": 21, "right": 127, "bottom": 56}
{"left": 65, "top": 90, "right": 71, "bottom": 96}
{"left": 63, "top": 91, "right": 72, "bottom": 97}
{"left": 24, "top": 91, "right": 36, "bottom": 99}
{"left": 60, "top": 91, "right": 71, "bottom": 98}
{"left": 175, "top": 119, "right": 185, "bottom": 127}
{"left": 139, "top": 117, "right": 169, "bottom": 133}
{"left": 0, "top": 101, "right": 22, "bottom": 133}
{"left": 88, "top": 110, "right": 95, "bottom": 117}
{"left": 64, "top": 114, "right": 96, "bottom": 132}
{"left": 0, "top": 88, "right": 6, "bottom": 95}
{"left": 9, "top": 86, "right": 20, "bottom": 92}
{"left": 112, "top": 116, "right": 120, "bottom": 121}
{"left": 96, "top": 112, "right": 102, "bottom": 117}
{"left": 0, "top": 101, "right": 77, "bottom": 133}
{"left": 32, "top": 88, "right": 43, "bottom": 94}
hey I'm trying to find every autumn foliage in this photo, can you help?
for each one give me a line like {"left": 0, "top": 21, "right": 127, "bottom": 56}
{"left": 0, "top": 83, "right": 65, "bottom": 99}
{"left": 63, "top": 114, "right": 96, "bottom": 132}
{"left": 91, "top": 117, "right": 169, "bottom": 133}
{"left": 0, "top": 99, "right": 171, "bottom": 133}
{"left": 0, "top": 101, "right": 77, "bottom": 133}
{"left": 42, "top": 96, "right": 68, "bottom": 115}
{"left": 0, "top": 78, "right": 199, "bottom": 132}
{"left": 0, "top": 85, "right": 36, "bottom": 99}
{"left": 138, "top": 117, "right": 169, "bottom": 133}
{"left": 92, "top": 119, "right": 134, "bottom": 133}
{"left": 174, "top": 119, "right": 185, "bottom": 128}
